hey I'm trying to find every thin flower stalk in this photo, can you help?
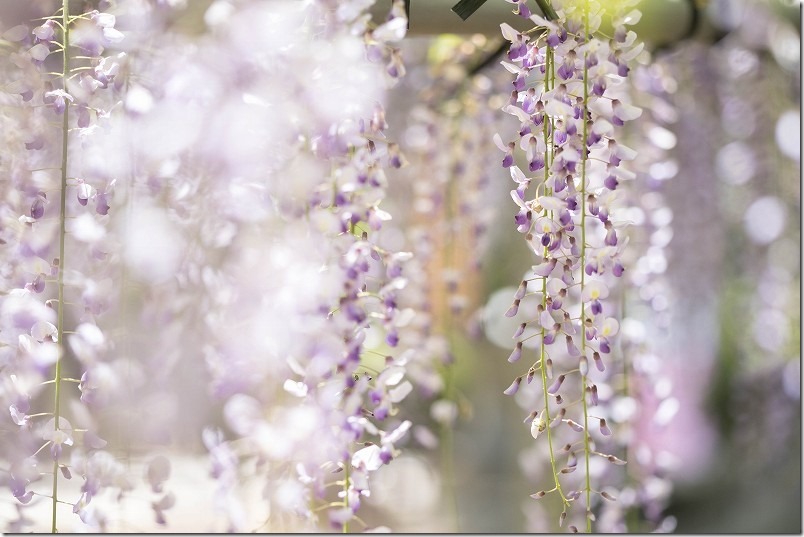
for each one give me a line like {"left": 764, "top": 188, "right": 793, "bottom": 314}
{"left": 0, "top": 0, "right": 137, "bottom": 530}
{"left": 51, "top": 2, "right": 71, "bottom": 531}
{"left": 498, "top": 0, "right": 643, "bottom": 530}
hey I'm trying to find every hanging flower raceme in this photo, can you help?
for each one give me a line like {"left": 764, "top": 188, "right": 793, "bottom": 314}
{"left": 497, "top": 0, "right": 643, "bottom": 531}
{"left": 0, "top": 2, "right": 133, "bottom": 531}
{"left": 106, "top": 0, "right": 417, "bottom": 531}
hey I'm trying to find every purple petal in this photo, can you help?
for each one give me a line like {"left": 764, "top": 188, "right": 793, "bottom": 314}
{"left": 503, "top": 377, "right": 523, "bottom": 396}
{"left": 547, "top": 374, "right": 565, "bottom": 395}
{"left": 508, "top": 342, "right": 523, "bottom": 363}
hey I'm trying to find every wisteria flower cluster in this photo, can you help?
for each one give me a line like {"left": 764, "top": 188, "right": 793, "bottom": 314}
{"left": 496, "top": 0, "right": 644, "bottom": 531}
{"left": 1, "top": 1, "right": 131, "bottom": 531}
{"left": 1, "top": 0, "right": 416, "bottom": 532}
{"left": 118, "top": 0, "right": 416, "bottom": 532}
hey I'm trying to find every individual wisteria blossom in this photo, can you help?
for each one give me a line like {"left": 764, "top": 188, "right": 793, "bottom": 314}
{"left": 497, "top": 0, "right": 643, "bottom": 531}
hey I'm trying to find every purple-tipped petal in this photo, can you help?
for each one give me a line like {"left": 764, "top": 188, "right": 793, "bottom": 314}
{"left": 505, "top": 299, "right": 520, "bottom": 317}
{"left": 593, "top": 351, "right": 605, "bottom": 371}
{"left": 547, "top": 374, "right": 565, "bottom": 395}
{"left": 599, "top": 418, "right": 612, "bottom": 436}
{"left": 508, "top": 342, "right": 523, "bottom": 363}
{"left": 565, "top": 419, "right": 584, "bottom": 432}
{"left": 504, "top": 376, "right": 523, "bottom": 396}
{"left": 513, "top": 322, "right": 526, "bottom": 339}
{"left": 565, "top": 336, "right": 580, "bottom": 357}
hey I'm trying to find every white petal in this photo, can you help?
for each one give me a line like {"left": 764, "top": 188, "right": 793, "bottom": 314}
{"left": 653, "top": 397, "right": 679, "bottom": 426}
{"left": 3, "top": 25, "right": 30, "bottom": 42}
{"left": 601, "top": 317, "right": 620, "bottom": 337}
{"left": 393, "top": 307, "right": 415, "bottom": 327}
{"left": 620, "top": 41, "right": 644, "bottom": 61}
{"left": 540, "top": 309, "right": 556, "bottom": 329}
{"left": 383, "top": 419, "right": 412, "bottom": 445}
{"left": 611, "top": 166, "right": 636, "bottom": 181}
{"left": 388, "top": 380, "right": 412, "bottom": 403}
{"left": 582, "top": 280, "right": 609, "bottom": 302}
{"left": 614, "top": 101, "right": 642, "bottom": 121}
{"left": 493, "top": 133, "right": 507, "bottom": 152}
{"left": 29, "top": 43, "right": 50, "bottom": 61}
{"left": 616, "top": 143, "right": 637, "bottom": 161}
{"left": 377, "top": 366, "right": 405, "bottom": 387}
{"left": 283, "top": 379, "right": 308, "bottom": 397}
{"left": 544, "top": 98, "right": 573, "bottom": 117}
{"left": 70, "top": 213, "right": 105, "bottom": 243}
{"left": 500, "top": 61, "right": 524, "bottom": 75}
{"left": 76, "top": 322, "right": 104, "bottom": 347}
{"left": 560, "top": 145, "right": 581, "bottom": 163}
{"left": 500, "top": 23, "right": 520, "bottom": 42}
{"left": 529, "top": 14, "right": 558, "bottom": 30}
{"left": 374, "top": 16, "right": 407, "bottom": 42}
{"left": 94, "top": 13, "right": 116, "bottom": 28}
{"left": 502, "top": 104, "right": 531, "bottom": 122}
{"left": 31, "top": 321, "right": 58, "bottom": 343}
{"left": 351, "top": 445, "right": 383, "bottom": 471}
{"left": 538, "top": 195, "right": 565, "bottom": 212}
{"left": 510, "top": 166, "right": 527, "bottom": 185}
{"left": 510, "top": 190, "right": 528, "bottom": 210}
{"left": 592, "top": 119, "right": 613, "bottom": 136}
{"left": 102, "top": 27, "right": 125, "bottom": 43}
{"left": 125, "top": 85, "right": 154, "bottom": 114}
{"left": 530, "top": 413, "right": 546, "bottom": 439}
{"left": 622, "top": 9, "right": 642, "bottom": 25}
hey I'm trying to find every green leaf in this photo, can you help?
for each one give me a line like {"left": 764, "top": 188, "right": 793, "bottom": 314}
{"left": 451, "top": 0, "right": 489, "bottom": 21}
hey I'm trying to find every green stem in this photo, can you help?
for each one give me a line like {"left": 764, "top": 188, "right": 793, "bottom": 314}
{"left": 538, "top": 44, "right": 568, "bottom": 508}
{"left": 539, "top": 279, "right": 567, "bottom": 505}
{"left": 440, "top": 366, "right": 458, "bottom": 530}
{"left": 52, "top": 0, "right": 70, "bottom": 533}
{"left": 579, "top": 0, "right": 592, "bottom": 532}
{"left": 343, "top": 460, "right": 350, "bottom": 533}
{"left": 534, "top": 0, "right": 559, "bottom": 20}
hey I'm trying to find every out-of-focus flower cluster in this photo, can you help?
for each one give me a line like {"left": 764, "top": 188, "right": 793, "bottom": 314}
{"left": 594, "top": 59, "right": 679, "bottom": 533}
{"left": 0, "top": 2, "right": 132, "bottom": 530}
{"left": 116, "top": 0, "right": 416, "bottom": 531}
{"left": 1, "top": 0, "right": 418, "bottom": 532}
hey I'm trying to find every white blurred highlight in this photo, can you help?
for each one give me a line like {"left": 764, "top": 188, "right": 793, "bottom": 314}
{"left": 120, "top": 203, "right": 183, "bottom": 283}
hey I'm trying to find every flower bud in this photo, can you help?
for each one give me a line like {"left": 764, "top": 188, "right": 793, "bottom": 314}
{"left": 508, "top": 342, "right": 523, "bottom": 363}
{"left": 503, "top": 376, "right": 523, "bottom": 396}
{"left": 513, "top": 322, "right": 526, "bottom": 339}
{"left": 593, "top": 351, "right": 605, "bottom": 372}
{"left": 547, "top": 374, "right": 565, "bottom": 395}
{"left": 599, "top": 418, "right": 612, "bottom": 436}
